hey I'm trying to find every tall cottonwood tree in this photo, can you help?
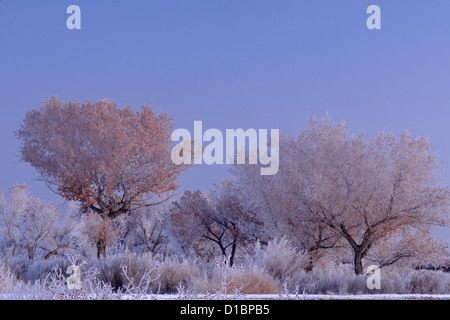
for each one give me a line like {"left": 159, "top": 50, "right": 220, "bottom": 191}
{"left": 17, "top": 97, "right": 187, "bottom": 258}
{"left": 290, "top": 117, "right": 448, "bottom": 274}
{"left": 234, "top": 116, "right": 449, "bottom": 274}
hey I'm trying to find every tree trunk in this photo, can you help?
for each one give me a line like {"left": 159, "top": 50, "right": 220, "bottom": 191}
{"left": 229, "top": 237, "right": 237, "bottom": 267}
{"left": 337, "top": 224, "right": 369, "bottom": 275}
{"left": 219, "top": 243, "right": 227, "bottom": 257}
{"left": 304, "top": 252, "right": 314, "bottom": 273}
{"left": 354, "top": 252, "right": 364, "bottom": 275}
{"left": 97, "top": 238, "right": 107, "bottom": 259}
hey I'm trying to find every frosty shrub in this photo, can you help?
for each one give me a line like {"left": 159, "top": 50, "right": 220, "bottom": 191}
{"left": 229, "top": 267, "right": 279, "bottom": 294}
{"left": 1, "top": 255, "right": 71, "bottom": 283}
{"left": 208, "top": 257, "right": 279, "bottom": 295}
{"left": 405, "top": 270, "right": 449, "bottom": 294}
{"left": 154, "top": 256, "right": 202, "bottom": 294}
{"left": 94, "top": 251, "right": 158, "bottom": 293}
{"left": 25, "top": 256, "right": 71, "bottom": 282}
{"left": 95, "top": 252, "right": 202, "bottom": 294}
{"left": 0, "top": 263, "right": 19, "bottom": 293}
{"left": 245, "top": 238, "right": 306, "bottom": 282}
{"left": 289, "top": 266, "right": 367, "bottom": 295}
{"left": 2, "top": 256, "right": 30, "bottom": 282}
{"left": 96, "top": 254, "right": 125, "bottom": 291}
{"left": 285, "top": 265, "right": 450, "bottom": 295}
{"left": 119, "top": 252, "right": 157, "bottom": 291}
{"left": 0, "top": 256, "right": 118, "bottom": 300}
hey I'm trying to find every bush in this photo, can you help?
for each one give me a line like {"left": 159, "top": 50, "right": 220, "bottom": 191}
{"left": 154, "top": 256, "right": 203, "bottom": 293}
{"left": 405, "top": 270, "right": 449, "bottom": 294}
{"left": 95, "top": 252, "right": 201, "bottom": 294}
{"left": 287, "top": 266, "right": 367, "bottom": 295}
{"left": 26, "top": 256, "right": 71, "bottom": 282}
{"left": 96, "top": 254, "right": 125, "bottom": 291}
{"left": 229, "top": 267, "right": 279, "bottom": 294}
{"left": 0, "top": 263, "right": 19, "bottom": 293}
{"left": 207, "top": 257, "right": 279, "bottom": 295}
{"left": 245, "top": 237, "right": 307, "bottom": 282}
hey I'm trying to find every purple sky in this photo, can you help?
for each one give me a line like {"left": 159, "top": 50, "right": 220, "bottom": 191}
{"left": 1, "top": 1, "right": 449, "bottom": 240}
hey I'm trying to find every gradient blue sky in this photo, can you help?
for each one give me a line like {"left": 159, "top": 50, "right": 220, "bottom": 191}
{"left": 1, "top": 0, "right": 449, "bottom": 235}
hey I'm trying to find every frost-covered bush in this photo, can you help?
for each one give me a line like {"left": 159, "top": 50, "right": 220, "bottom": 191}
{"left": 405, "top": 270, "right": 449, "bottom": 294}
{"left": 285, "top": 265, "right": 450, "bottom": 295}
{"left": 25, "top": 256, "right": 71, "bottom": 282}
{"left": 155, "top": 256, "right": 202, "bottom": 294}
{"left": 245, "top": 238, "right": 307, "bottom": 282}
{"left": 119, "top": 252, "right": 157, "bottom": 289}
{"left": 228, "top": 267, "right": 279, "bottom": 294}
{"left": 2, "top": 255, "right": 72, "bottom": 283}
{"left": 287, "top": 265, "right": 367, "bottom": 295}
{"left": 95, "top": 251, "right": 159, "bottom": 292}
{"left": 2, "top": 256, "right": 30, "bottom": 282}
{"left": 204, "top": 257, "right": 279, "bottom": 295}
{"left": 95, "top": 252, "right": 202, "bottom": 294}
{"left": 96, "top": 254, "right": 125, "bottom": 290}
{"left": 0, "top": 185, "right": 74, "bottom": 261}
{"left": 0, "top": 263, "right": 19, "bottom": 293}
{"left": 0, "top": 256, "right": 118, "bottom": 300}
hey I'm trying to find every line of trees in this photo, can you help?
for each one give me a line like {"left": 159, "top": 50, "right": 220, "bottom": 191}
{"left": 12, "top": 98, "right": 449, "bottom": 274}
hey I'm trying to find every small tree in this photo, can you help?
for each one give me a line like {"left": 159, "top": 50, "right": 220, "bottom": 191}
{"left": 121, "top": 206, "right": 169, "bottom": 254}
{"left": 169, "top": 182, "right": 260, "bottom": 266}
{"left": 0, "top": 185, "right": 72, "bottom": 260}
{"left": 16, "top": 97, "right": 187, "bottom": 258}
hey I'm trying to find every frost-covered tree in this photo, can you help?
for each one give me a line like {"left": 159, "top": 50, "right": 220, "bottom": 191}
{"left": 233, "top": 116, "right": 449, "bottom": 274}
{"left": 0, "top": 185, "right": 73, "bottom": 260}
{"left": 290, "top": 116, "right": 448, "bottom": 274}
{"left": 169, "top": 182, "right": 260, "bottom": 266}
{"left": 121, "top": 205, "right": 169, "bottom": 254}
{"left": 16, "top": 97, "right": 188, "bottom": 258}
{"left": 231, "top": 150, "right": 339, "bottom": 271}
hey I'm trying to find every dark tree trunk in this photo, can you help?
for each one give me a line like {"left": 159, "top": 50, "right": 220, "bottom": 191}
{"left": 304, "top": 253, "right": 314, "bottom": 273}
{"left": 219, "top": 243, "right": 227, "bottom": 257}
{"left": 337, "top": 224, "right": 370, "bottom": 275}
{"left": 354, "top": 251, "right": 364, "bottom": 275}
{"left": 229, "top": 237, "right": 237, "bottom": 267}
{"left": 97, "top": 238, "right": 107, "bottom": 259}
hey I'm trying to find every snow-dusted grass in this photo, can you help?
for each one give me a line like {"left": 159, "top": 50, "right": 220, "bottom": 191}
{"left": 0, "top": 251, "right": 449, "bottom": 299}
